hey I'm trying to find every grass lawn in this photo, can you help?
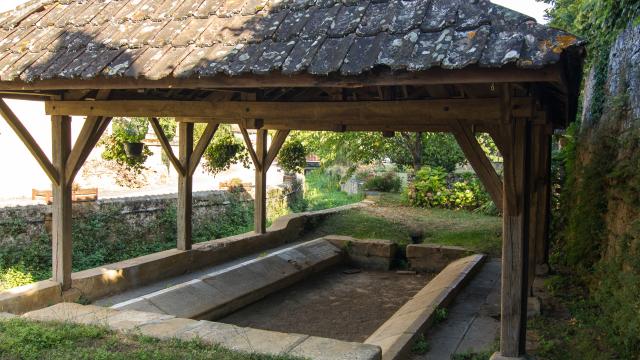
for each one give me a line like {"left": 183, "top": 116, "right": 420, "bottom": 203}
{"left": 303, "top": 171, "right": 364, "bottom": 211}
{"left": 0, "top": 318, "right": 303, "bottom": 360}
{"left": 309, "top": 193, "right": 502, "bottom": 257}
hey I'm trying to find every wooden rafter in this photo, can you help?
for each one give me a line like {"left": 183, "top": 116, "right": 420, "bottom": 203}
{"left": 189, "top": 123, "right": 219, "bottom": 176}
{"left": 45, "top": 98, "right": 534, "bottom": 126}
{"left": 150, "top": 118, "right": 185, "bottom": 177}
{"left": 0, "top": 98, "right": 59, "bottom": 185}
{"left": 453, "top": 121, "right": 504, "bottom": 212}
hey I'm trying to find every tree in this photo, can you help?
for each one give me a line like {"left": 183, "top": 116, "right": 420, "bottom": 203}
{"left": 277, "top": 138, "right": 308, "bottom": 174}
{"left": 294, "top": 131, "right": 467, "bottom": 172}
{"left": 388, "top": 132, "right": 466, "bottom": 172}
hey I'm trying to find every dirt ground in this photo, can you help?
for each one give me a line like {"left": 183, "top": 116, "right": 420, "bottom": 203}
{"left": 220, "top": 266, "right": 434, "bottom": 342}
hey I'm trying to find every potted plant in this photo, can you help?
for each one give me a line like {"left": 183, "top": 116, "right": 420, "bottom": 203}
{"left": 201, "top": 124, "right": 250, "bottom": 175}
{"left": 100, "top": 118, "right": 152, "bottom": 186}
{"left": 119, "top": 118, "right": 149, "bottom": 157}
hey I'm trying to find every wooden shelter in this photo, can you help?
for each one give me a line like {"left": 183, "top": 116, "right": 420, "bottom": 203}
{"left": 0, "top": 0, "right": 585, "bottom": 358}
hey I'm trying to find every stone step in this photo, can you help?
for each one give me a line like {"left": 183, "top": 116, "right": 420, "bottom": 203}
{"left": 110, "top": 238, "right": 344, "bottom": 320}
{"left": 23, "top": 302, "right": 381, "bottom": 360}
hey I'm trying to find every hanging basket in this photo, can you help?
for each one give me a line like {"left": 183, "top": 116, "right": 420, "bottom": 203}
{"left": 124, "top": 142, "right": 145, "bottom": 157}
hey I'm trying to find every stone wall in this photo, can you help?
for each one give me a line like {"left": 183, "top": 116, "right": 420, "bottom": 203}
{"left": 557, "top": 23, "right": 640, "bottom": 353}
{"left": 0, "top": 188, "right": 294, "bottom": 248}
{"left": 574, "top": 24, "right": 640, "bottom": 264}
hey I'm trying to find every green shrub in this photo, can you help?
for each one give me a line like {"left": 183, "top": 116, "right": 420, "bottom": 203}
{"left": 363, "top": 172, "right": 402, "bottom": 193}
{"left": 409, "top": 167, "right": 490, "bottom": 211}
{"left": 0, "top": 195, "right": 256, "bottom": 290}
{"left": 304, "top": 170, "right": 363, "bottom": 211}
{"left": 278, "top": 139, "right": 307, "bottom": 174}
{"left": 411, "top": 334, "right": 430, "bottom": 355}
{"left": 0, "top": 266, "right": 35, "bottom": 291}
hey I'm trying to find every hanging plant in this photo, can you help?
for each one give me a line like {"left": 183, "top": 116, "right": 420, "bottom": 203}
{"left": 277, "top": 139, "right": 308, "bottom": 174}
{"left": 100, "top": 117, "right": 152, "bottom": 178}
{"left": 201, "top": 124, "right": 250, "bottom": 175}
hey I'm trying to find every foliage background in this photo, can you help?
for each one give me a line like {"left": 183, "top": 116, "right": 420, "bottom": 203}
{"left": 538, "top": 1, "right": 640, "bottom": 357}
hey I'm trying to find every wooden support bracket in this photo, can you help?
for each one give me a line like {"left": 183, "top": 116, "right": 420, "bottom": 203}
{"left": 150, "top": 118, "right": 185, "bottom": 177}
{"left": 189, "top": 122, "right": 219, "bottom": 176}
{"left": 65, "top": 90, "right": 112, "bottom": 184}
{"left": 264, "top": 130, "right": 290, "bottom": 171}
{"left": 453, "top": 121, "right": 503, "bottom": 212}
{"left": 65, "top": 116, "right": 112, "bottom": 184}
{"left": 240, "top": 127, "right": 290, "bottom": 173}
{"left": 0, "top": 98, "right": 59, "bottom": 185}
{"left": 240, "top": 126, "right": 261, "bottom": 171}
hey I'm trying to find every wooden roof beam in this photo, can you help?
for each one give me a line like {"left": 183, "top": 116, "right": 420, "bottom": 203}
{"left": 45, "top": 98, "right": 534, "bottom": 128}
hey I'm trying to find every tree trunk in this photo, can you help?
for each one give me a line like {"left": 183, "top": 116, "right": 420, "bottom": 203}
{"left": 413, "top": 132, "right": 423, "bottom": 171}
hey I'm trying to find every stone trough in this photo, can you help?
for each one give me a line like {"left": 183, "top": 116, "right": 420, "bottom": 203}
{"left": 13, "top": 236, "right": 486, "bottom": 360}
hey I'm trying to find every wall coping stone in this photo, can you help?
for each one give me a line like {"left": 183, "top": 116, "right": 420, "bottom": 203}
{"left": 22, "top": 302, "right": 381, "bottom": 360}
{"left": 365, "top": 254, "right": 486, "bottom": 360}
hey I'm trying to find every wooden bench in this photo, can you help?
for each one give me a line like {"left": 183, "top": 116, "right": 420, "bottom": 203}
{"left": 219, "top": 180, "right": 253, "bottom": 192}
{"left": 32, "top": 187, "right": 99, "bottom": 204}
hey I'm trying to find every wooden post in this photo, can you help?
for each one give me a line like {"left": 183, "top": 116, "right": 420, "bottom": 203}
{"left": 530, "top": 124, "right": 552, "bottom": 278}
{"left": 495, "top": 117, "right": 531, "bottom": 359}
{"left": 51, "top": 115, "right": 73, "bottom": 290}
{"left": 538, "top": 132, "right": 552, "bottom": 272}
{"left": 491, "top": 84, "right": 532, "bottom": 360}
{"left": 527, "top": 124, "right": 552, "bottom": 292}
{"left": 254, "top": 129, "right": 268, "bottom": 234}
{"left": 177, "top": 122, "right": 194, "bottom": 250}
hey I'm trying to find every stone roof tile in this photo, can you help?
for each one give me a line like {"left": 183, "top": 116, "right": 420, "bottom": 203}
{"left": 0, "top": 0, "right": 585, "bottom": 83}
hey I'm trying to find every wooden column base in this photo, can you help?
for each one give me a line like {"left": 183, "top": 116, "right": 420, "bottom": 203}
{"left": 490, "top": 352, "right": 532, "bottom": 360}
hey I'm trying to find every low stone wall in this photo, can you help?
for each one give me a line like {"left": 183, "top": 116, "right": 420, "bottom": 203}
{"left": 365, "top": 255, "right": 487, "bottom": 360}
{"left": 325, "top": 235, "right": 397, "bottom": 271}
{"left": 0, "top": 189, "right": 292, "bottom": 248}
{"left": 111, "top": 239, "right": 344, "bottom": 320}
{"left": 407, "top": 244, "right": 474, "bottom": 273}
{"left": 0, "top": 203, "right": 366, "bottom": 315}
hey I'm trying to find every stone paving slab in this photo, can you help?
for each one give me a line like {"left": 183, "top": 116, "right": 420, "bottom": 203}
{"left": 0, "top": 312, "right": 17, "bottom": 320}
{"left": 23, "top": 302, "right": 108, "bottom": 323}
{"left": 365, "top": 255, "right": 486, "bottom": 360}
{"left": 19, "top": 302, "right": 381, "bottom": 360}
{"left": 112, "top": 239, "right": 343, "bottom": 321}
{"left": 411, "top": 258, "right": 501, "bottom": 360}
{"left": 179, "top": 320, "right": 310, "bottom": 356}
{"left": 289, "top": 335, "right": 382, "bottom": 360}
{"left": 136, "top": 317, "right": 200, "bottom": 339}
{"left": 103, "top": 310, "right": 175, "bottom": 331}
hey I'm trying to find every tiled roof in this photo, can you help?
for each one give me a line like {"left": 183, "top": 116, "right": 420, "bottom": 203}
{"left": 0, "top": 0, "right": 585, "bottom": 83}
